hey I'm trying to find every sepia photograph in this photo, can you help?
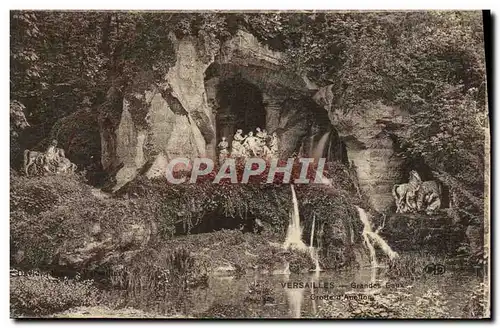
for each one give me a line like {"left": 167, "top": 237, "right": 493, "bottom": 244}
{"left": 9, "top": 9, "right": 490, "bottom": 319}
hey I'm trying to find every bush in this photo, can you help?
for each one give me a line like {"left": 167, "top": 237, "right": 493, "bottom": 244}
{"left": 10, "top": 273, "right": 100, "bottom": 317}
{"left": 108, "top": 247, "right": 209, "bottom": 314}
{"left": 462, "top": 283, "right": 488, "bottom": 318}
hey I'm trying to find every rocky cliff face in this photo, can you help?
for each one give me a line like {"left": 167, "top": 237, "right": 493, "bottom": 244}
{"left": 313, "top": 86, "right": 411, "bottom": 212}
{"left": 103, "top": 30, "right": 323, "bottom": 190}
{"left": 107, "top": 35, "right": 217, "bottom": 190}
{"left": 99, "top": 29, "right": 411, "bottom": 212}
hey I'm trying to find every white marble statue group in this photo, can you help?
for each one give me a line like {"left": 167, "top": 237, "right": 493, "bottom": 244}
{"left": 217, "top": 127, "right": 279, "bottom": 164}
{"left": 23, "top": 139, "right": 77, "bottom": 176}
{"left": 392, "top": 170, "right": 443, "bottom": 215}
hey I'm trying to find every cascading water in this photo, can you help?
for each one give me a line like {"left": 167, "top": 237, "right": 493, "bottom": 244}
{"left": 309, "top": 213, "right": 321, "bottom": 273}
{"left": 312, "top": 131, "right": 331, "bottom": 160}
{"left": 356, "top": 206, "right": 398, "bottom": 284}
{"left": 283, "top": 185, "right": 322, "bottom": 272}
{"left": 283, "top": 185, "right": 307, "bottom": 251}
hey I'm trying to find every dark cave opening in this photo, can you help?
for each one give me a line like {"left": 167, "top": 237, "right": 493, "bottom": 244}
{"left": 215, "top": 77, "right": 266, "bottom": 146}
{"left": 174, "top": 211, "right": 264, "bottom": 236}
{"left": 388, "top": 133, "right": 450, "bottom": 208}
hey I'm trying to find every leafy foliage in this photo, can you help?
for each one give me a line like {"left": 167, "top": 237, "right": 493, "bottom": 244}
{"left": 107, "top": 246, "right": 208, "bottom": 314}
{"left": 10, "top": 273, "right": 99, "bottom": 317}
{"left": 246, "top": 12, "right": 486, "bottom": 112}
{"left": 279, "top": 12, "right": 487, "bottom": 226}
{"left": 462, "top": 282, "right": 488, "bottom": 318}
{"left": 46, "top": 107, "right": 102, "bottom": 174}
{"left": 237, "top": 11, "right": 487, "bottom": 227}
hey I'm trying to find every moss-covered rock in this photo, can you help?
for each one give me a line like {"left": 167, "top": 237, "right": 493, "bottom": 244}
{"left": 380, "top": 211, "right": 466, "bottom": 254}
{"left": 10, "top": 174, "right": 159, "bottom": 276}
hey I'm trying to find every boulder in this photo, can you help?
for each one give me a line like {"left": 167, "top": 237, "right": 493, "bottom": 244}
{"left": 109, "top": 35, "right": 217, "bottom": 190}
{"left": 380, "top": 211, "right": 465, "bottom": 253}
{"left": 313, "top": 90, "right": 411, "bottom": 212}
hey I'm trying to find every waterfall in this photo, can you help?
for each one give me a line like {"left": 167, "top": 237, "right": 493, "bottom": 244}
{"left": 356, "top": 206, "right": 399, "bottom": 269}
{"left": 309, "top": 213, "right": 321, "bottom": 272}
{"left": 312, "top": 131, "right": 331, "bottom": 160}
{"left": 283, "top": 185, "right": 323, "bottom": 273}
{"left": 308, "top": 135, "right": 315, "bottom": 158}
{"left": 283, "top": 185, "right": 307, "bottom": 251}
{"left": 309, "top": 213, "right": 316, "bottom": 246}
{"left": 357, "top": 206, "right": 378, "bottom": 268}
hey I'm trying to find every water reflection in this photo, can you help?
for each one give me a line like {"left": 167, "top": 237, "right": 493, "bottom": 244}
{"left": 186, "top": 265, "right": 480, "bottom": 318}
{"left": 283, "top": 274, "right": 304, "bottom": 318}
{"left": 283, "top": 270, "right": 322, "bottom": 318}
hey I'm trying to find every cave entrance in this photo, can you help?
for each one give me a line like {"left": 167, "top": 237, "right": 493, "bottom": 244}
{"left": 215, "top": 77, "right": 266, "bottom": 146}
{"left": 174, "top": 211, "right": 263, "bottom": 235}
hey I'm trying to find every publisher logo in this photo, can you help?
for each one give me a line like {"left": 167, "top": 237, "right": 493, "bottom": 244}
{"left": 423, "top": 263, "right": 446, "bottom": 275}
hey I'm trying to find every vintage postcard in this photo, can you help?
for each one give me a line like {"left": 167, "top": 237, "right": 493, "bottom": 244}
{"left": 10, "top": 10, "right": 490, "bottom": 319}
